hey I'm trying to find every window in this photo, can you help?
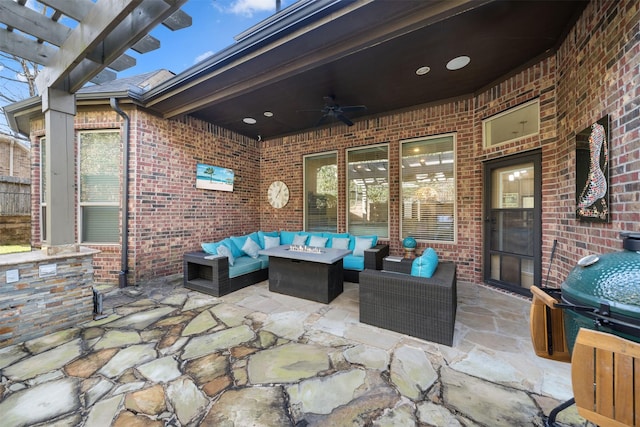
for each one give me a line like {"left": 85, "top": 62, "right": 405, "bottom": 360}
{"left": 79, "top": 131, "right": 120, "bottom": 243}
{"left": 40, "top": 137, "right": 47, "bottom": 242}
{"left": 483, "top": 99, "right": 540, "bottom": 147}
{"left": 347, "top": 145, "right": 388, "bottom": 237}
{"left": 401, "top": 134, "right": 455, "bottom": 242}
{"left": 304, "top": 152, "right": 338, "bottom": 232}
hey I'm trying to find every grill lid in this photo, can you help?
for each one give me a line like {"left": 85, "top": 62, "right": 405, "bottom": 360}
{"left": 562, "top": 233, "right": 640, "bottom": 316}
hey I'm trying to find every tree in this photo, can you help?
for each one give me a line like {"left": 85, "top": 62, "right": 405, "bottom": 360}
{"left": 0, "top": 53, "right": 40, "bottom": 135}
{"left": 204, "top": 166, "right": 215, "bottom": 181}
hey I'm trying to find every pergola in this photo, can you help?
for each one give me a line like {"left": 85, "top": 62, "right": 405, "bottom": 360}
{"left": 0, "top": 0, "right": 191, "bottom": 251}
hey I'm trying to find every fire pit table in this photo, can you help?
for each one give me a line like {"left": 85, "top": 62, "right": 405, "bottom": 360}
{"left": 259, "top": 245, "right": 351, "bottom": 303}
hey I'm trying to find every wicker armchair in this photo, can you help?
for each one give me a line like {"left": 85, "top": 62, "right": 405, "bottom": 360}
{"left": 359, "top": 261, "right": 457, "bottom": 346}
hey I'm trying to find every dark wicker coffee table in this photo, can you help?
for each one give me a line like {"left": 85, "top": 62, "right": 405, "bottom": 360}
{"left": 259, "top": 245, "right": 351, "bottom": 303}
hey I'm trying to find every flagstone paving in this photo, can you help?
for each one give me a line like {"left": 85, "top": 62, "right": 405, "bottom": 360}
{"left": 0, "top": 276, "right": 591, "bottom": 426}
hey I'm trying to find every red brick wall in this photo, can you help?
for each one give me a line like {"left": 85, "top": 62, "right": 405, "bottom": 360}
{"left": 261, "top": 100, "right": 480, "bottom": 283}
{"left": 261, "top": 59, "right": 558, "bottom": 285}
{"left": 127, "top": 111, "right": 261, "bottom": 283}
{"left": 552, "top": 0, "right": 639, "bottom": 285}
{"left": 26, "top": 0, "right": 638, "bottom": 287}
{"left": 30, "top": 107, "right": 261, "bottom": 284}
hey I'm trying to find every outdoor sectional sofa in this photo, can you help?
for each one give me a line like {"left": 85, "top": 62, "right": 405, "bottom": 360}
{"left": 183, "top": 230, "right": 389, "bottom": 297}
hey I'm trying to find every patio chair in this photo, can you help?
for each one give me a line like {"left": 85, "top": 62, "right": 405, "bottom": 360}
{"left": 529, "top": 285, "right": 571, "bottom": 363}
{"left": 571, "top": 328, "right": 640, "bottom": 427}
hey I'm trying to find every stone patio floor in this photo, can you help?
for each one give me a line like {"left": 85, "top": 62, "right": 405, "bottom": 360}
{"left": 0, "top": 276, "right": 592, "bottom": 426}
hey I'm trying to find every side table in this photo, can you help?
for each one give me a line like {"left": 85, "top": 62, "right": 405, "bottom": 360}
{"left": 382, "top": 257, "right": 413, "bottom": 274}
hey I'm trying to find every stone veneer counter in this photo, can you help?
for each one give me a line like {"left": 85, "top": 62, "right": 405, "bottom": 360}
{"left": 0, "top": 247, "right": 100, "bottom": 346}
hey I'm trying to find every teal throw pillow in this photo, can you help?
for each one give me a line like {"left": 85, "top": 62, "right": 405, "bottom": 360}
{"left": 242, "top": 238, "right": 261, "bottom": 258}
{"left": 222, "top": 238, "right": 243, "bottom": 259}
{"left": 411, "top": 247, "right": 439, "bottom": 278}
{"left": 216, "top": 244, "right": 235, "bottom": 266}
{"left": 201, "top": 241, "right": 222, "bottom": 255}
{"left": 353, "top": 237, "right": 374, "bottom": 257}
{"left": 308, "top": 235, "right": 328, "bottom": 247}
{"left": 280, "top": 230, "right": 299, "bottom": 245}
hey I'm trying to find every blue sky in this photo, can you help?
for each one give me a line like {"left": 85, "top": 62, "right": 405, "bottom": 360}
{"left": 0, "top": 0, "right": 296, "bottom": 134}
{"left": 120, "top": 0, "right": 296, "bottom": 77}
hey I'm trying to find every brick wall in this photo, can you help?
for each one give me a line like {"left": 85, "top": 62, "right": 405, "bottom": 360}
{"left": 25, "top": 0, "right": 638, "bottom": 287}
{"left": 30, "top": 108, "right": 262, "bottom": 284}
{"left": 552, "top": 0, "right": 639, "bottom": 284}
{"left": 127, "top": 111, "right": 262, "bottom": 283}
{"left": 260, "top": 0, "right": 638, "bottom": 286}
{"left": 0, "top": 138, "right": 30, "bottom": 179}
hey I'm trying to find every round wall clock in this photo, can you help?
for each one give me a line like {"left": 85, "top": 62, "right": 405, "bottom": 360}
{"left": 267, "top": 180, "right": 290, "bottom": 208}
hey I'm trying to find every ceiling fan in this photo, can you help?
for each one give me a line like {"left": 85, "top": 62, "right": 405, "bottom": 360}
{"left": 309, "top": 95, "right": 367, "bottom": 127}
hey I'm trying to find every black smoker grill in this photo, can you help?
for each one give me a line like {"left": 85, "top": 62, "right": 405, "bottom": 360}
{"left": 560, "top": 232, "right": 640, "bottom": 351}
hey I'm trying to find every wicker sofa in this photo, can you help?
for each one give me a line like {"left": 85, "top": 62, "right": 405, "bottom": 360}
{"left": 184, "top": 231, "right": 389, "bottom": 297}
{"left": 359, "top": 261, "right": 457, "bottom": 345}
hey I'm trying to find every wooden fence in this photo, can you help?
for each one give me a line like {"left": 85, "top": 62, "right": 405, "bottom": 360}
{"left": 0, "top": 176, "right": 30, "bottom": 215}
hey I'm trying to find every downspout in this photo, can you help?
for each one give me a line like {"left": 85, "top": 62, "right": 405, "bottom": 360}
{"left": 110, "top": 98, "right": 130, "bottom": 288}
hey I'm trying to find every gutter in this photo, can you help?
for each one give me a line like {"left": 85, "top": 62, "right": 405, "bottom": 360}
{"left": 110, "top": 98, "right": 130, "bottom": 288}
{"left": 142, "top": 0, "right": 352, "bottom": 101}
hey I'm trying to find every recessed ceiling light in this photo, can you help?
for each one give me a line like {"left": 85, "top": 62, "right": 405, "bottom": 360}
{"left": 243, "top": 117, "right": 257, "bottom": 124}
{"left": 415, "top": 66, "right": 431, "bottom": 76}
{"left": 264, "top": 111, "right": 274, "bottom": 117}
{"left": 446, "top": 56, "right": 470, "bottom": 71}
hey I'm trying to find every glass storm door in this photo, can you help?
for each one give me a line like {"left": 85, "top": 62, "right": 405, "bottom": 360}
{"left": 484, "top": 152, "right": 541, "bottom": 295}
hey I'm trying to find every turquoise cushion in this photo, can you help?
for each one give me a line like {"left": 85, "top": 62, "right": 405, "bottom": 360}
{"left": 201, "top": 240, "right": 223, "bottom": 255}
{"left": 222, "top": 238, "right": 243, "bottom": 259}
{"left": 411, "top": 247, "right": 439, "bottom": 278}
{"left": 348, "top": 234, "right": 378, "bottom": 250}
{"left": 228, "top": 256, "right": 262, "bottom": 278}
{"left": 229, "top": 235, "right": 248, "bottom": 256}
{"left": 343, "top": 255, "right": 365, "bottom": 271}
{"left": 230, "top": 233, "right": 260, "bottom": 255}
{"left": 280, "top": 230, "right": 299, "bottom": 245}
{"left": 257, "top": 254, "right": 270, "bottom": 269}
{"left": 258, "top": 230, "right": 279, "bottom": 249}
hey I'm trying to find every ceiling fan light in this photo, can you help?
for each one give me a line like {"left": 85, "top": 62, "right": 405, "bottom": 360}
{"left": 446, "top": 56, "right": 470, "bottom": 70}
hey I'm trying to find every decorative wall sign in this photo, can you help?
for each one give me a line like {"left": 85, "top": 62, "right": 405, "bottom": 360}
{"left": 576, "top": 115, "right": 609, "bottom": 222}
{"left": 196, "top": 163, "right": 234, "bottom": 192}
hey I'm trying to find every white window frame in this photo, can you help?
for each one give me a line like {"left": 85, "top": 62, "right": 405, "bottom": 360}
{"left": 346, "top": 143, "right": 389, "bottom": 238}
{"left": 39, "top": 137, "right": 47, "bottom": 243}
{"left": 303, "top": 150, "right": 339, "bottom": 233}
{"left": 400, "top": 133, "right": 457, "bottom": 244}
{"left": 483, "top": 99, "right": 540, "bottom": 148}
{"left": 77, "top": 130, "right": 121, "bottom": 244}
